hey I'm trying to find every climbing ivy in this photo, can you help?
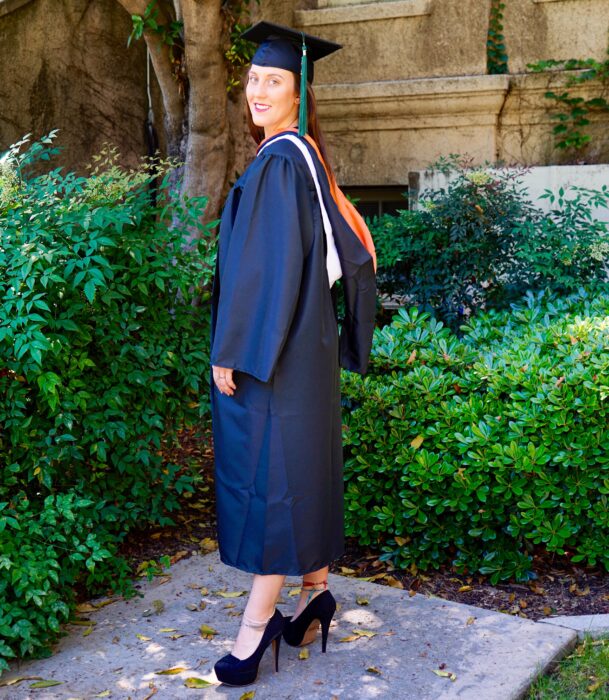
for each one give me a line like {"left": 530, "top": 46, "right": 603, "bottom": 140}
{"left": 127, "top": 1, "right": 186, "bottom": 98}
{"left": 487, "top": 0, "right": 508, "bottom": 75}
{"left": 127, "top": 1, "right": 184, "bottom": 60}
{"left": 221, "top": 0, "right": 260, "bottom": 93}
{"left": 527, "top": 38, "right": 609, "bottom": 151}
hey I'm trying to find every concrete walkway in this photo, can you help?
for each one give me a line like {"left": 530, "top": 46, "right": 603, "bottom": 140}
{"left": 3, "top": 551, "right": 577, "bottom": 700}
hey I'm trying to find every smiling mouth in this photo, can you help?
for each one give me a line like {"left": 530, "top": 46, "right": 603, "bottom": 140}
{"left": 254, "top": 103, "right": 271, "bottom": 111}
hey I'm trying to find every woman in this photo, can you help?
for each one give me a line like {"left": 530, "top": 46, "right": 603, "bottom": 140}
{"left": 209, "top": 20, "right": 377, "bottom": 687}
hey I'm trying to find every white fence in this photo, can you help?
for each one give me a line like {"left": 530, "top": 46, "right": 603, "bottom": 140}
{"left": 409, "top": 164, "right": 609, "bottom": 221}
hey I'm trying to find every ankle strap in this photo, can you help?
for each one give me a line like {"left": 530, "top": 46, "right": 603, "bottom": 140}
{"left": 302, "top": 579, "right": 327, "bottom": 589}
{"left": 242, "top": 609, "right": 274, "bottom": 629}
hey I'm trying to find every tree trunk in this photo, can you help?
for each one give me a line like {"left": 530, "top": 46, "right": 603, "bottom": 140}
{"left": 181, "top": 0, "right": 230, "bottom": 238}
{"left": 115, "top": 0, "right": 232, "bottom": 236}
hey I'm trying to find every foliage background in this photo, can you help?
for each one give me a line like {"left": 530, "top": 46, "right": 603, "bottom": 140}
{"left": 0, "top": 132, "right": 216, "bottom": 669}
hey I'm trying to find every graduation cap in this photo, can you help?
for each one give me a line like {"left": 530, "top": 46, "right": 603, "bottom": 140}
{"left": 240, "top": 20, "right": 342, "bottom": 136}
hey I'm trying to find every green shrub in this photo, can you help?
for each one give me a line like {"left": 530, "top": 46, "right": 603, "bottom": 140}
{"left": 341, "top": 288, "right": 609, "bottom": 583}
{"left": 369, "top": 158, "right": 609, "bottom": 330}
{"left": 0, "top": 132, "right": 216, "bottom": 669}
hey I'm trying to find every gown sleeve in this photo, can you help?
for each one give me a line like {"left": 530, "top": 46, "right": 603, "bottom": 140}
{"left": 210, "top": 152, "right": 311, "bottom": 384}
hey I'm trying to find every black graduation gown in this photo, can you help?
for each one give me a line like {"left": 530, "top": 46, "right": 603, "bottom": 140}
{"left": 209, "top": 131, "right": 375, "bottom": 576}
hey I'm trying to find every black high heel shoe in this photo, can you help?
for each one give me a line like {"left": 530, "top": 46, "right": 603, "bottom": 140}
{"left": 282, "top": 580, "right": 336, "bottom": 653}
{"left": 214, "top": 608, "right": 284, "bottom": 686}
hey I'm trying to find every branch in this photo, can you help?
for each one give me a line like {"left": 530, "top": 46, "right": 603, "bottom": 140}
{"left": 115, "top": 0, "right": 185, "bottom": 155}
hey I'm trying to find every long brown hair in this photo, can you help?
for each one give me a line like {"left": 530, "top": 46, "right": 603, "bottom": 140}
{"left": 245, "top": 71, "right": 336, "bottom": 184}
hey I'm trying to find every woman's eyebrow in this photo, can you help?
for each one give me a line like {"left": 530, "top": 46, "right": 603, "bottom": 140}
{"left": 249, "top": 71, "right": 283, "bottom": 79}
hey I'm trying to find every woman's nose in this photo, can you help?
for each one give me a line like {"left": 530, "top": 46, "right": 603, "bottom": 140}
{"left": 252, "top": 83, "right": 268, "bottom": 99}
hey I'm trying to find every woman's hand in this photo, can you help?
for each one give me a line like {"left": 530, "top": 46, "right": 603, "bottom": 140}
{"left": 212, "top": 365, "right": 237, "bottom": 396}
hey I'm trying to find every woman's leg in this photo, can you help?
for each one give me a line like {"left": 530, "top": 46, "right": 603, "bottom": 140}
{"left": 231, "top": 573, "right": 286, "bottom": 659}
{"left": 291, "top": 565, "right": 329, "bottom": 620}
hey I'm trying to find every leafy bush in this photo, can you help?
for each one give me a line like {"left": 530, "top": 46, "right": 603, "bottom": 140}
{"left": 0, "top": 132, "right": 216, "bottom": 669}
{"left": 341, "top": 288, "right": 609, "bottom": 583}
{"left": 369, "top": 158, "right": 609, "bottom": 330}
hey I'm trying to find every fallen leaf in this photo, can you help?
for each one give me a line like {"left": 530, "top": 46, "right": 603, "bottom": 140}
{"left": 356, "top": 596, "right": 369, "bottom": 606}
{"left": 587, "top": 680, "right": 602, "bottom": 692}
{"left": 353, "top": 629, "right": 377, "bottom": 638}
{"left": 199, "top": 601, "right": 207, "bottom": 611}
{"left": 519, "top": 599, "right": 528, "bottom": 609}
{"left": 543, "top": 606, "right": 552, "bottom": 616}
{"left": 409, "top": 589, "right": 417, "bottom": 597}
{"left": 136, "top": 633, "right": 152, "bottom": 641}
{"left": 184, "top": 677, "right": 214, "bottom": 688}
{"left": 367, "top": 666, "right": 381, "bottom": 675}
{"left": 214, "top": 590, "right": 248, "bottom": 598}
{"left": 199, "top": 537, "right": 218, "bottom": 552}
{"left": 159, "top": 628, "right": 177, "bottom": 633}
{"left": 288, "top": 588, "right": 302, "bottom": 597}
{"left": 155, "top": 667, "right": 188, "bottom": 675}
{"left": 224, "top": 602, "right": 236, "bottom": 609}
{"left": 200, "top": 586, "right": 210, "bottom": 596}
{"left": 356, "top": 573, "right": 387, "bottom": 582}
{"left": 0, "top": 677, "right": 43, "bottom": 687}
{"left": 386, "top": 576, "right": 404, "bottom": 589}
{"left": 75, "top": 603, "right": 98, "bottom": 613}
{"left": 152, "top": 600, "right": 165, "bottom": 613}
{"left": 170, "top": 550, "right": 189, "bottom": 565}
{"left": 200, "top": 624, "right": 218, "bottom": 639}
{"left": 410, "top": 435, "right": 424, "bottom": 449}
{"left": 432, "top": 669, "right": 457, "bottom": 682}
{"left": 169, "top": 634, "right": 186, "bottom": 640}
{"left": 340, "top": 566, "right": 356, "bottom": 575}
{"left": 407, "top": 349, "right": 417, "bottom": 365}
{"left": 30, "top": 680, "right": 64, "bottom": 688}
{"left": 93, "top": 692, "right": 111, "bottom": 698}
{"left": 458, "top": 585, "right": 472, "bottom": 593}
{"left": 338, "top": 635, "right": 361, "bottom": 643}
{"left": 240, "top": 692, "right": 256, "bottom": 700}
{"left": 394, "top": 536, "right": 410, "bottom": 546}
{"left": 185, "top": 603, "right": 198, "bottom": 611}
{"left": 83, "top": 625, "right": 94, "bottom": 637}
{"left": 466, "top": 616, "right": 476, "bottom": 626}
{"left": 298, "top": 648, "right": 309, "bottom": 660}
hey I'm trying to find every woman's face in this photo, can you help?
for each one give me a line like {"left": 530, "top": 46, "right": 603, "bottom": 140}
{"left": 246, "top": 64, "right": 300, "bottom": 137}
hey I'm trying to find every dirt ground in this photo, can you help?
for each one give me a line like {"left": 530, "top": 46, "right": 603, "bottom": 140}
{"left": 117, "top": 425, "right": 609, "bottom": 623}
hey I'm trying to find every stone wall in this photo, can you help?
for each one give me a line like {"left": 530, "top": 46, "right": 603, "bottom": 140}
{"left": 278, "top": 0, "right": 609, "bottom": 185}
{"left": 0, "top": 0, "right": 163, "bottom": 174}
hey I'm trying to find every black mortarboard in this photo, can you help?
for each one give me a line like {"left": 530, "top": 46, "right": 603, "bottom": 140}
{"left": 240, "top": 20, "right": 342, "bottom": 136}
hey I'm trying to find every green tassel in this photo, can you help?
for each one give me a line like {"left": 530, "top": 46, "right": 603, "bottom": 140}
{"left": 298, "top": 32, "right": 308, "bottom": 136}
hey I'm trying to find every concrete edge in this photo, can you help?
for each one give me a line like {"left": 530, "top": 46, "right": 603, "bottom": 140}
{"left": 513, "top": 625, "right": 579, "bottom": 700}
{"left": 539, "top": 614, "right": 609, "bottom": 640}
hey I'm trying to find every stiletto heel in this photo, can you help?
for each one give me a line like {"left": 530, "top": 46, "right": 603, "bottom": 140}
{"left": 283, "top": 580, "right": 336, "bottom": 651}
{"left": 320, "top": 615, "right": 331, "bottom": 653}
{"left": 272, "top": 635, "right": 280, "bottom": 671}
{"left": 214, "top": 608, "right": 284, "bottom": 686}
